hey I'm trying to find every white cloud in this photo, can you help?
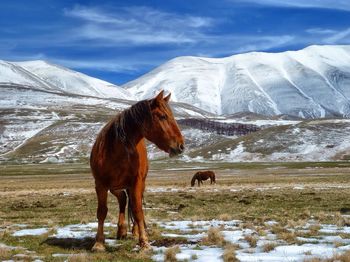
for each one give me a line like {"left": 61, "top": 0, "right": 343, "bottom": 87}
{"left": 325, "top": 28, "right": 350, "bottom": 43}
{"left": 236, "top": 0, "right": 350, "bottom": 11}
{"left": 306, "top": 28, "right": 338, "bottom": 35}
{"left": 64, "top": 5, "right": 213, "bottom": 45}
{"left": 305, "top": 27, "right": 350, "bottom": 44}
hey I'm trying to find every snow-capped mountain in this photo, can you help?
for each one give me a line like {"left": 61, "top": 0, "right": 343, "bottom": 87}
{"left": 124, "top": 45, "right": 350, "bottom": 118}
{"left": 0, "top": 59, "right": 213, "bottom": 163}
{"left": 0, "top": 60, "right": 133, "bottom": 99}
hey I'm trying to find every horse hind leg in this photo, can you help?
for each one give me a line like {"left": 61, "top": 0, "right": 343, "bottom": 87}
{"left": 129, "top": 186, "right": 150, "bottom": 250}
{"left": 111, "top": 189, "right": 128, "bottom": 240}
{"left": 92, "top": 185, "right": 108, "bottom": 252}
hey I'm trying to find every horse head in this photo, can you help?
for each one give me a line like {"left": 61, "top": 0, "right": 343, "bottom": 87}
{"left": 145, "top": 90, "right": 184, "bottom": 157}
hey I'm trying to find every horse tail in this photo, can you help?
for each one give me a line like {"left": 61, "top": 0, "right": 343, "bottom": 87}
{"left": 142, "top": 196, "right": 147, "bottom": 230}
{"left": 125, "top": 189, "right": 134, "bottom": 231}
{"left": 125, "top": 189, "right": 147, "bottom": 232}
{"left": 191, "top": 174, "right": 197, "bottom": 187}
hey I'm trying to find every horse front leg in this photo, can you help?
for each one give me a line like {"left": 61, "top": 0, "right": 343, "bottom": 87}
{"left": 111, "top": 189, "right": 127, "bottom": 240}
{"left": 92, "top": 185, "right": 108, "bottom": 252}
{"left": 130, "top": 185, "right": 150, "bottom": 250}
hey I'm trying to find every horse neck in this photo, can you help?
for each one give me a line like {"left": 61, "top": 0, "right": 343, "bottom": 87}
{"left": 122, "top": 122, "right": 144, "bottom": 150}
{"left": 112, "top": 113, "right": 145, "bottom": 152}
{"left": 191, "top": 175, "right": 197, "bottom": 186}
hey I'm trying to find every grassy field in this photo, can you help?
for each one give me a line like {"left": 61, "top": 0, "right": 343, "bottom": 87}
{"left": 1, "top": 162, "right": 350, "bottom": 261}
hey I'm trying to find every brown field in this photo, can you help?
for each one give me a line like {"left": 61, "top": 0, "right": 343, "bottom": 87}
{"left": 1, "top": 162, "right": 350, "bottom": 261}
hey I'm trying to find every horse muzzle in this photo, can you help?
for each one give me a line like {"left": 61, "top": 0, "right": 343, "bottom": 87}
{"left": 169, "top": 143, "right": 184, "bottom": 157}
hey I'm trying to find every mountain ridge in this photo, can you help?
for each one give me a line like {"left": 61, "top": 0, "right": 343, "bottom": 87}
{"left": 124, "top": 44, "right": 350, "bottom": 118}
{"left": 0, "top": 59, "right": 133, "bottom": 100}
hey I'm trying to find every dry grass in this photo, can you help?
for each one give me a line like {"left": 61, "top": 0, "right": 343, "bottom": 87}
{"left": 2, "top": 163, "right": 350, "bottom": 261}
{"left": 304, "top": 250, "right": 350, "bottom": 262}
{"left": 262, "top": 242, "right": 277, "bottom": 252}
{"left": 222, "top": 245, "right": 238, "bottom": 262}
{"left": 68, "top": 253, "right": 89, "bottom": 262}
{"left": 334, "top": 241, "right": 345, "bottom": 248}
{"left": 278, "top": 231, "right": 297, "bottom": 244}
{"left": 332, "top": 250, "right": 350, "bottom": 262}
{"left": 164, "top": 245, "right": 180, "bottom": 262}
{"left": 334, "top": 212, "right": 350, "bottom": 227}
{"left": 244, "top": 234, "right": 258, "bottom": 248}
{"left": 303, "top": 258, "right": 323, "bottom": 262}
{"left": 0, "top": 246, "right": 11, "bottom": 260}
{"left": 309, "top": 224, "right": 321, "bottom": 235}
{"left": 190, "top": 253, "right": 198, "bottom": 260}
{"left": 202, "top": 227, "right": 226, "bottom": 246}
{"left": 219, "top": 213, "right": 232, "bottom": 221}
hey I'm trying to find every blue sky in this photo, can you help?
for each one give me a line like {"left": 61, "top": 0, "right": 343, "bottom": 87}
{"left": 1, "top": 0, "right": 350, "bottom": 85}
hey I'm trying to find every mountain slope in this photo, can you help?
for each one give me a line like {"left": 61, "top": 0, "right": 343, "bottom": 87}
{"left": 186, "top": 119, "right": 350, "bottom": 162}
{"left": 1, "top": 60, "right": 133, "bottom": 99}
{"left": 124, "top": 45, "right": 350, "bottom": 118}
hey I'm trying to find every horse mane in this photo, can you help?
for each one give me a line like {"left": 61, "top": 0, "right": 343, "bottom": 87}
{"left": 116, "top": 100, "right": 152, "bottom": 143}
{"left": 101, "top": 100, "right": 153, "bottom": 151}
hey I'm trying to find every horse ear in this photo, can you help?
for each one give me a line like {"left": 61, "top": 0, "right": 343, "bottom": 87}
{"left": 164, "top": 93, "right": 171, "bottom": 102}
{"left": 155, "top": 90, "right": 164, "bottom": 101}
{"left": 150, "top": 90, "right": 164, "bottom": 108}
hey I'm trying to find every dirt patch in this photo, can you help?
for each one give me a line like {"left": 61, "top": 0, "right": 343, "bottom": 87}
{"left": 152, "top": 237, "right": 194, "bottom": 247}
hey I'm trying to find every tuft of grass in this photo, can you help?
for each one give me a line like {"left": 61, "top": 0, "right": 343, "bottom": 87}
{"left": 334, "top": 212, "right": 350, "bottom": 227}
{"left": 334, "top": 241, "right": 345, "bottom": 248}
{"left": 164, "top": 245, "right": 180, "bottom": 262}
{"left": 222, "top": 245, "right": 238, "bottom": 262}
{"left": 191, "top": 253, "right": 198, "bottom": 260}
{"left": 304, "top": 250, "right": 350, "bottom": 262}
{"left": 202, "top": 227, "right": 226, "bottom": 246}
{"left": 309, "top": 224, "right": 321, "bottom": 235}
{"left": 0, "top": 246, "right": 11, "bottom": 260}
{"left": 257, "top": 227, "right": 267, "bottom": 237}
{"left": 303, "top": 258, "right": 322, "bottom": 262}
{"left": 244, "top": 234, "right": 258, "bottom": 248}
{"left": 262, "top": 242, "right": 277, "bottom": 252}
{"left": 219, "top": 213, "right": 232, "bottom": 221}
{"left": 332, "top": 250, "right": 350, "bottom": 262}
{"left": 278, "top": 231, "right": 297, "bottom": 244}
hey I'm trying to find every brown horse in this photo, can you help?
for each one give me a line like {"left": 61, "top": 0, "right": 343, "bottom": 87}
{"left": 191, "top": 171, "right": 216, "bottom": 187}
{"left": 90, "top": 90, "right": 184, "bottom": 251}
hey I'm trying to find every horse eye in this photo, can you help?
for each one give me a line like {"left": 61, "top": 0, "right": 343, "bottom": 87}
{"left": 159, "top": 114, "right": 167, "bottom": 121}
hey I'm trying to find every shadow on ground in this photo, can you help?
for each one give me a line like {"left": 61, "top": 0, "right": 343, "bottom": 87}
{"left": 43, "top": 237, "right": 95, "bottom": 250}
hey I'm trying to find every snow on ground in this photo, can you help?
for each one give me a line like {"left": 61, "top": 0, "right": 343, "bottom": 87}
{"left": 7, "top": 217, "right": 350, "bottom": 261}
{"left": 153, "top": 245, "right": 224, "bottom": 262}
{"left": 146, "top": 184, "right": 350, "bottom": 194}
{"left": 214, "top": 118, "right": 301, "bottom": 127}
{"left": 12, "top": 228, "right": 48, "bottom": 237}
{"left": 0, "top": 120, "right": 55, "bottom": 155}
{"left": 236, "top": 244, "right": 350, "bottom": 262}
{"left": 152, "top": 219, "right": 350, "bottom": 262}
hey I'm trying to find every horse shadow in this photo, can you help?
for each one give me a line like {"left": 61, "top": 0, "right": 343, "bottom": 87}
{"left": 42, "top": 237, "right": 96, "bottom": 250}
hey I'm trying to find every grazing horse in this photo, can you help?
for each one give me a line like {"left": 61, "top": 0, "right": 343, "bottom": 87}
{"left": 191, "top": 171, "right": 216, "bottom": 187}
{"left": 90, "top": 90, "right": 184, "bottom": 251}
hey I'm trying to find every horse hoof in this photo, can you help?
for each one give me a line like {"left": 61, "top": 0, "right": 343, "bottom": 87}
{"left": 91, "top": 242, "right": 106, "bottom": 252}
{"left": 116, "top": 234, "right": 127, "bottom": 240}
{"left": 140, "top": 242, "right": 152, "bottom": 251}
{"left": 117, "top": 224, "right": 127, "bottom": 240}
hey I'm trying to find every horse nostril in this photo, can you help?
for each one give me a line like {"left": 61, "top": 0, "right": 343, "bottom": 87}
{"left": 179, "top": 144, "right": 184, "bottom": 152}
